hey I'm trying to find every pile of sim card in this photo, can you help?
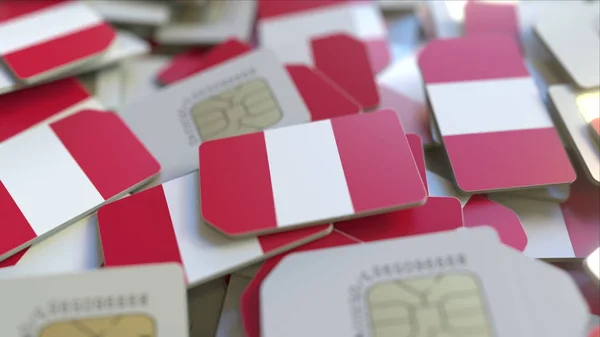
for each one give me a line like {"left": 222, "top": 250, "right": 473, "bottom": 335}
{"left": 0, "top": 1, "right": 598, "bottom": 337}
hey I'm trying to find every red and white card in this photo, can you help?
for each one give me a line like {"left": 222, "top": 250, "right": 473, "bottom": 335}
{"left": 97, "top": 171, "right": 331, "bottom": 287}
{"left": 464, "top": 1, "right": 520, "bottom": 42}
{"left": 0, "top": 263, "right": 189, "bottom": 337}
{"left": 0, "top": 215, "right": 101, "bottom": 278}
{"left": 0, "top": 110, "right": 160, "bottom": 262}
{"left": 419, "top": 34, "right": 575, "bottom": 193}
{"left": 0, "top": 0, "right": 116, "bottom": 83}
{"left": 258, "top": 0, "right": 389, "bottom": 74}
{"left": 259, "top": 228, "right": 589, "bottom": 337}
{"left": 200, "top": 110, "right": 427, "bottom": 237}
{"left": 534, "top": 1, "right": 600, "bottom": 89}
{"left": 462, "top": 195, "right": 527, "bottom": 252}
{"left": 549, "top": 86, "right": 600, "bottom": 185}
{"left": 0, "top": 78, "right": 102, "bottom": 142}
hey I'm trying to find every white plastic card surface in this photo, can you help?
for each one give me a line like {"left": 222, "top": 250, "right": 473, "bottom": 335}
{"left": 260, "top": 227, "right": 529, "bottom": 337}
{"left": 0, "top": 264, "right": 188, "bottom": 337}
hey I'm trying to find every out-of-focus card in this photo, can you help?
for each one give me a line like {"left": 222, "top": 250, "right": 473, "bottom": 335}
{"left": 0, "top": 78, "right": 103, "bottom": 142}
{"left": 0, "top": 30, "right": 149, "bottom": 96}
{"left": 549, "top": 86, "right": 600, "bottom": 185}
{"left": 119, "top": 49, "right": 311, "bottom": 184}
{"left": 156, "top": 0, "right": 256, "bottom": 45}
{"left": 242, "top": 230, "right": 362, "bottom": 337}
{"left": 215, "top": 268, "right": 259, "bottom": 337}
{"left": 422, "top": 0, "right": 464, "bottom": 39}
{"left": 258, "top": 0, "right": 389, "bottom": 74}
{"left": 462, "top": 195, "right": 527, "bottom": 252}
{"left": 0, "top": 110, "right": 160, "bottom": 262}
{"left": 464, "top": 1, "right": 520, "bottom": 42}
{"left": 488, "top": 195, "right": 576, "bottom": 259}
{"left": 260, "top": 227, "right": 531, "bottom": 337}
{"left": 419, "top": 35, "right": 575, "bottom": 193}
{"left": 0, "top": 0, "right": 116, "bottom": 84}
{"left": 378, "top": 0, "right": 418, "bottom": 12}
{"left": 86, "top": 0, "right": 171, "bottom": 26}
{"left": 0, "top": 263, "right": 188, "bottom": 337}
{"left": 200, "top": 110, "right": 427, "bottom": 237}
{"left": 534, "top": 1, "right": 600, "bottom": 89}
{"left": 158, "top": 39, "right": 251, "bottom": 85}
{"left": 0, "top": 215, "right": 101, "bottom": 278}
{"left": 585, "top": 248, "right": 599, "bottom": 283}
{"left": 98, "top": 171, "right": 332, "bottom": 287}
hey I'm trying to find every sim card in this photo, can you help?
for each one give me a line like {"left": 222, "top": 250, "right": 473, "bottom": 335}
{"left": 0, "top": 215, "right": 101, "bottom": 279}
{"left": 464, "top": 1, "right": 520, "bottom": 42}
{"left": 0, "top": 30, "right": 149, "bottom": 96}
{"left": 462, "top": 195, "right": 527, "bottom": 252}
{"left": 97, "top": 171, "right": 332, "bottom": 287}
{"left": 0, "top": 110, "right": 160, "bottom": 262}
{"left": 242, "top": 230, "right": 362, "bottom": 337}
{"left": 0, "top": 78, "right": 103, "bottom": 143}
{"left": 258, "top": 0, "right": 389, "bottom": 74}
{"left": 0, "top": 263, "right": 188, "bottom": 337}
{"left": 260, "top": 227, "right": 533, "bottom": 337}
{"left": 215, "top": 265, "right": 261, "bottom": 337}
{"left": 419, "top": 35, "right": 575, "bottom": 193}
{"left": 200, "top": 110, "right": 427, "bottom": 237}
{"left": 156, "top": 0, "right": 256, "bottom": 45}
{"left": 534, "top": 1, "right": 600, "bottom": 89}
{"left": 86, "top": 0, "right": 171, "bottom": 26}
{"left": 0, "top": 1, "right": 115, "bottom": 84}
{"left": 488, "top": 195, "right": 576, "bottom": 259}
{"left": 118, "top": 48, "right": 311, "bottom": 184}
{"left": 549, "top": 85, "right": 600, "bottom": 185}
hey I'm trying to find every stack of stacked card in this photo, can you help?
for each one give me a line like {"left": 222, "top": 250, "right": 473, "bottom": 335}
{"left": 1, "top": 1, "right": 598, "bottom": 336}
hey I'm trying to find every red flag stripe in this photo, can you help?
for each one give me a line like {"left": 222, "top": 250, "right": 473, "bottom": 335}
{"left": 0, "top": 181, "right": 36, "bottom": 259}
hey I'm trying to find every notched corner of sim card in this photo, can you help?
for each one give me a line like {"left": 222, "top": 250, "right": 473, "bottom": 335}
{"left": 37, "top": 313, "right": 157, "bottom": 337}
{"left": 189, "top": 77, "right": 284, "bottom": 142}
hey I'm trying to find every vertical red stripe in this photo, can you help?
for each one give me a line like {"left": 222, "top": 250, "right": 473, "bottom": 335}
{"left": 97, "top": 185, "right": 183, "bottom": 267}
{"left": 258, "top": 0, "right": 352, "bottom": 19}
{"left": 334, "top": 197, "right": 463, "bottom": 242}
{"left": 418, "top": 35, "right": 529, "bottom": 84}
{"left": 256, "top": 224, "right": 330, "bottom": 254}
{"left": 312, "top": 35, "right": 380, "bottom": 109}
{"left": 331, "top": 110, "right": 427, "bottom": 213}
{"left": 157, "top": 39, "right": 251, "bottom": 85}
{"left": 463, "top": 195, "right": 528, "bottom": 252}
{"left": 4, "top": 24, "right": 115, "bottom": 80}
{"left": 0, "top": 181, "right": 36, "bottom": 259}
{"left": 50, "top": 110, "right": 160, "bottom": 199}
{"left": 0, "top": 78, "right": 89, "bottom": 142}
{"left": 464, "top": 2, "right": 520, "bottom": 42}
{"left": 200, "top": 132, "right": 277, "bottom": 236}
{"left": 0, "top": 0, "right": 68, "bottom": 23}
{"left": 406, "top": 134, "right": 426, "bottom": 192}
{"left": 286, "top": 65, "right": 360, "bottom": 121}
{"left": 443, "top": 128, "right": 575, "bottom": 192}
{"left": 241, "top": 231, "right": 359, "bottom": 337}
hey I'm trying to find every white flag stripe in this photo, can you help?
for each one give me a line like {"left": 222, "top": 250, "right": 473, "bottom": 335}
{"left": 428, "top": 77, "right": 553, "bottom": 136}
{"left": 0, "top": 1, "right": 104, "bottom": 55}
{"left": 0, "top": 126, "right": 103, "bottom": 235}
{"left": 162, "top": 173, "right": 263, "bottom": 284}
{"left": 265, "top": 120, "right": 354, "bottom": 227}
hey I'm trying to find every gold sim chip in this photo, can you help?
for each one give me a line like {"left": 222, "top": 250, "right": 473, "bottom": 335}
{"left": 367, "top": 273, "right": 493, "bottom": 337}
{"left": 39, "top": 314, "right": 155, "bottom": 337}
{"left": 191, "top": 78, "right": 283, "bottom": 141}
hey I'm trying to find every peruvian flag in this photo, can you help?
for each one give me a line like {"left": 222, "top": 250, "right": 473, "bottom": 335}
{"left": 0, "top": 0, "right": 115, "bottom": 82}
{"left": 0, "top": 110, "right": 160, "bottom": 262}
{"left": 419, "top": 34, "right": 575, "bottom": 193}
{"left": 200, "top": 110, "right": 427, "bottom": 236}
{"left": 257, "top": 0, "right": 390, "bottom": 75}
{"left": 97, "top": 172, "right": 331, "bottom": 287}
